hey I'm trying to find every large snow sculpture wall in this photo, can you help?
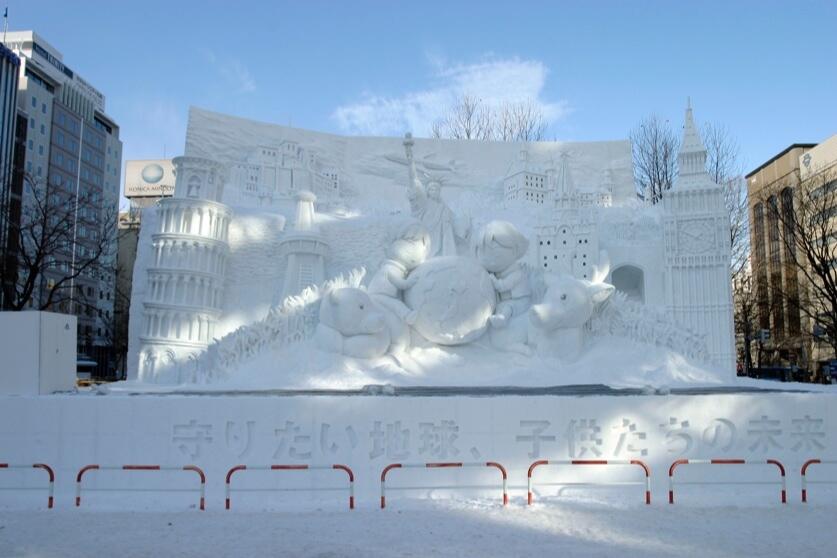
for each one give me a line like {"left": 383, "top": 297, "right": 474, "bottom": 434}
{"left": 125, "top": 103, "right": 738, "bottom": 385}
{"left": 135, "top": 156, "right": 232, "bottom": 382}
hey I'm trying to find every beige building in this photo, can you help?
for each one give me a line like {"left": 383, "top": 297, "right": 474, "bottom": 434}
{"left": 747, "top": 144, "right": 814, "bottom": 371}
{"left": 747, "top": 136, "right": 837, "bottom": 377}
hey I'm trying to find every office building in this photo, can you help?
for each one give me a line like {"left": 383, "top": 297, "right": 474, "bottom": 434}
{"left": 4, "top": 31, "right": 122, "bottom": 374}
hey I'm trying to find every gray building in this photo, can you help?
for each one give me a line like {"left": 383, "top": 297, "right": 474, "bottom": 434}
{"left": 4, "top": 31, "right": 122, "bottom": 375}
{"left": 0, "top": 41, "right": 21, "bottom": 310}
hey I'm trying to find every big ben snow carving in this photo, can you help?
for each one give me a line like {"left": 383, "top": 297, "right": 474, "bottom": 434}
{"left": 663, "top": 100, "right": 735, "bottom": 372}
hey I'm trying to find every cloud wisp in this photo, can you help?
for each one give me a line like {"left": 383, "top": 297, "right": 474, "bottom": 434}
{"left": 203, "top": 49, "right": 257, "bottom": 94}
{"left": 332, "top": 56, "right": 568, "bottom": 137}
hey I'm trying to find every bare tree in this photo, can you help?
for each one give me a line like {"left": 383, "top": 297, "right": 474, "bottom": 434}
{"left": 431, "top": 94, "right": 493, "bottom": 141}
{"left": 629, "top": 115, "right": 679, "bottom": 204}
{"left": 495, "top": 99, "right": 546, "bottom": 142}
{"left": 3, "top": 171, "right": 117, "bottom": 315}
{"left": 771, "top": 167, "right": 837, "bottom": 362}
{"left": 702, "top": 122, "right": 749, "bottom": 281}
{"left": 432, "top": 94, "right": 546, "bottom": 142}
{"left": 733, "top": 260, "right": 758, "bottom": 373}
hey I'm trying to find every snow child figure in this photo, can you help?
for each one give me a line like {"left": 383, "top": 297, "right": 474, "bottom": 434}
{"left": 368, "top": 222, "right": 431, "bottom": 356}
{"left": 476, "top": 220, "right": 531, "bottom": 328}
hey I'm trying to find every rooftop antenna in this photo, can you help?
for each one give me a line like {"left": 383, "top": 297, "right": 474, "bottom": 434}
{"left": 3, "top": 8, "right": 8, "bottom": 43}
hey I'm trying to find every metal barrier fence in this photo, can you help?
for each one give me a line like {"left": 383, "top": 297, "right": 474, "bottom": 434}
{"left": 380, "top": 461, "right": 508, "bottom": 509}
{"left": 0, "top": 463, "right": 55, "bottom": 509}
{"left": 801, "top": 459, "right": 837, "bottom": 503}
{"left": 668, "top": 459, "right": 786, "bottom": 504}
{"left": 76, "top": 464, "right": 206, "bottom": 510}
{"left": 527, "top": 459, "right": 651, "bottom": 505}
{"left": 224, "top": 464, "right": 355, "bottom": 510}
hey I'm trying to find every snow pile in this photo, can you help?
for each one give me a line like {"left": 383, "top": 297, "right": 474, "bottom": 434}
{"left": 2, "top": 499, "right": 834, "bottom": 558}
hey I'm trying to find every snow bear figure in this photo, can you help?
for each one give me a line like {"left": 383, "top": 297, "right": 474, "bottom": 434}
{"left": 528, "top": 273, "right": 615, "bottom": 360}
{"left": 475, "top": 220, "right": 531, "bottom": 329}
{"left": 368, "top": 222, "right": 431, "bottom": 357}
{"left": 314, "top": 287, "right": 391, "bottom": 359}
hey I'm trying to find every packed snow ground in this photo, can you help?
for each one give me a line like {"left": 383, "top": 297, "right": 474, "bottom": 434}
{"left": 1, "top": 497, "right": 833, "bottom": 557}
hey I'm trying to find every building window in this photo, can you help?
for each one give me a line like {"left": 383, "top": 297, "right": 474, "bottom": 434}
{"left": 29, "top": 118, "right": 34, "bottom": 129}
{"left": 40, "top": 124, "right": 46, "bottom": 135}
{"left": 42, "top": 103, "right": 47, "bottom": 114}
{"left": 32, "top": 96, "right": 37, "bottom": 108}
{"left": 781, "top": 187, "right": 801, "bottom": 335}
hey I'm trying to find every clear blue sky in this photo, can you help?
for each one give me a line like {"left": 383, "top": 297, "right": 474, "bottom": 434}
{"left": 9, "top": 0, "right": 837, "bottom": 188}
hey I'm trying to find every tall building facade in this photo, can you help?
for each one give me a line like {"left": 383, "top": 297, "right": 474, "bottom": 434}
{"left": 4, "top": 31, "right": 122, "bottom": 374}
{"left": 0, "top": 42, "right": 21, "bottom": 309}
{"left": 746, "top": 144, "right": 816, "bottom": 369}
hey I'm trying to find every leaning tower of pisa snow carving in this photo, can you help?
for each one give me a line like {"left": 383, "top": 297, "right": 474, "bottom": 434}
{"left": 137, "top": 156, "right": 232, "bottom": 382}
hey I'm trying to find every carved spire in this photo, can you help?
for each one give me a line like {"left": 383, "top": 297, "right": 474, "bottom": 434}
{"left": 678, "top": 98, "right": 708, "bottom": 179}
{"left": 556, "top": 151, "right": 575, "bottom": 195}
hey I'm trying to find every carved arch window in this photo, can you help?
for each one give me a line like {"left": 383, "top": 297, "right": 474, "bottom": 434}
{"left": 611, "top": 265, "right": 645, "bottom": 304}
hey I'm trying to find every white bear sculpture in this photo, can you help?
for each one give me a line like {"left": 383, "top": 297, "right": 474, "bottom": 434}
{"left": 489, "top": 255, "right": 615, "bottom": 360}
{"left": 314, "top": 288, "right": 392, "bottom": 359}
{"left": 528, "top": 273, "right": 615, "bottom": 360}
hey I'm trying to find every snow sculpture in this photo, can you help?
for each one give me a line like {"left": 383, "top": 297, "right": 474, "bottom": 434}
{"left": 404, "top": 256, "right": 496, "bottom": 345}
{"left": 528, "top": 272, "right": 615, "bottom": 360}
{"left": 314, "top": 287, "right": 391, "bottom": 359}
{"left": 662, "top": 100, "right": 735, "bottom": 370}
{"left": 185, "top": 269, "right": 366, "bottom": 382}
{"left": 590, "top": 291, "right": 709, "bottom": 362}
{"left": 125, "top": 102, "right": 737, "bottom": 385}
{"left": 368, "top": 222, "right": 431, "bottom": 356}
{"left": 488, "top": 254, "right": 615, "bottom": 359}
{"left": 279, "top": 191, "right": 329, "bottom": 301}
{"left": 475, "top": 221, "right": 532, "bottom": 328}
{"left": 137, "top": 156, "right": 231, "bottom": 382}
{"left": 404, "top": 133, "right": 469, "bottom": 257}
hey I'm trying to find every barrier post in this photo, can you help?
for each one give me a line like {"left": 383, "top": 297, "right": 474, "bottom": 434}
{"left": 225, "top": 464, "right": 354, "bottom": 510}
{"left": 800, "top": 459, "right": 837, "bottom": 503}
{"left": 528, "top": 459, "right": 651, "bottom": 505}
{"left": 76, "top": 464, "right": 206, "bottom": 510}
{"left": 380, "top": 461, "right": 508, "bottom": 509}
{"left": 0, "top": 463, "right": 55, "bottom": 509}
{"left": 668, "top": 459, "right": 786, "bottom": 504}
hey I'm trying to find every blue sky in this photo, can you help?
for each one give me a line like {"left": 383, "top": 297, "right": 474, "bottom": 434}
{"left": 9, "top": 0, "right": 837, "bottom": 188}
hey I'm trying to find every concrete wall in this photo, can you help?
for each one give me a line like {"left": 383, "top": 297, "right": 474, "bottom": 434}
{"left": 0, "top": 311, "right": 76, "bottom": 395}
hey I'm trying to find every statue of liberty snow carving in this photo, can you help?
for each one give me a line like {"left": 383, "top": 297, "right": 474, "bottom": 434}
{"left": 403, "top": 133, "right": 469, "bottom": 257}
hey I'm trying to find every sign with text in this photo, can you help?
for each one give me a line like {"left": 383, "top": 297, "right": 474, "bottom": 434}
{"left": 124, "top": 159, "right": 175, "bottom": 198}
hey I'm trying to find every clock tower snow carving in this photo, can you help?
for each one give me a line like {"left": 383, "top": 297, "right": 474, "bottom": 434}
{"left": 662, "top": 100, "right": 735, "bottom": 374}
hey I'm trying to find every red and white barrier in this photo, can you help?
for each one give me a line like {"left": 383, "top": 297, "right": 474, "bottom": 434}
{"left": 801, "top": 459, "right": 837, "bottom": 503}
{"left": 526, "top": 459, "right": 651, "bottom": 505}
{"left": 668, "top": 459, "right": 786, "bottom": 504}
{"left": 224, "top": 464, "right": 355, "bottom": 510}
{"left": 0, "top": 463, "right": 55, "bottom": 509}
{"left": 379, "top": 461, "right": 508, "bottom": 509}
{"left": 76, "top": 464, "right": 206, "bottom": 510}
